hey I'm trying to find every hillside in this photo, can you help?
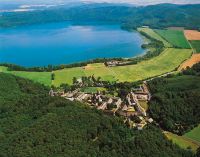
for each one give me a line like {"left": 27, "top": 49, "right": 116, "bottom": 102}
{"left": 148, "top": 63, "right": 200, "bottom": 135}
{"left": 1, "top": 4, "right": 200, "bottom": 29}
{"left": 0, "top": 73, "right": 196, "bottom": 157}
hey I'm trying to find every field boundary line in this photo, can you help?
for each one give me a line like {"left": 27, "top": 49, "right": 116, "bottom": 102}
{"left": 153, "top": 29, "right": 172, "bottom": 48}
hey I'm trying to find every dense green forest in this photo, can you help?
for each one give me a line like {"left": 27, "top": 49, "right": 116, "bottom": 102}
{"left": 1, "top": 3, "right": 200, "bottom": 29}
{"left": 148, "top": 63, "right": 200, "bottom": 135}
{"left": 0, "top": 73, "right": 196, "bottom": 157}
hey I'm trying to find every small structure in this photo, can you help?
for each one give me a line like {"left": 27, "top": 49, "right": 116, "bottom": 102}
{"left": 141, "top": 26, "right": 149, "bottom": 28}
{"left": 105, "top": 60, "right": 121, "bottom": 67}
{"left": 49, "top": 88, "right": 54, "bottom": 97}
{"left": 148, "top": 118, "right": 154, "bottom": 123}
{"left": 107, "top": 98, "right": 113, "bottom": 104}
{"left": 97, "top": 102, "right": 108, "bottom": 110}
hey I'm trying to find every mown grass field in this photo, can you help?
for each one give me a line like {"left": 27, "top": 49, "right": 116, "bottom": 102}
{"left": 164, "top": 132, "right": 200, "bottom": 152}
{"left": 0, "top": 66, "right": 51, "bottom": 86}
{"left": 155, "top": 29, "right": 191, "bottom": 49}
{"left": 184, "top": 125, "right": 200, "bottom": 143}
{"left": 53, "top": 48, "right": 192, "bottom": 86}
{"left": 138, "top": 27, "right": 172, "bottom": 47}
{"left": 190, "top": 40, "right": 200, "bottom": 53}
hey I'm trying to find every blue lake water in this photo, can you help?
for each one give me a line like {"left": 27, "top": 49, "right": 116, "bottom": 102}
{"left": 0, "top": 22, "right": 145, "bottom": 67}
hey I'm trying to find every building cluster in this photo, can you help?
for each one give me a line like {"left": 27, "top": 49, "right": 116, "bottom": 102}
{"left": 104, "top": 60, "right": 130, "bottom": 67}
{"left": 50, "top": 83, "right": 153, "bottom": 130}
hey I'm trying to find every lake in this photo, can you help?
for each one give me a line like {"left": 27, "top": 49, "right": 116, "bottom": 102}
{"left": 0, "top": 22, "right": 145, "bottom": 67}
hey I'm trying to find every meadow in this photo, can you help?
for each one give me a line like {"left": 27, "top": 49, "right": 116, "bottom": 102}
{"left": 138, "top": 27, "right": 172, "bottom": 47}
{"left": 155, "top": 29, "right": 191, "bottom": 49}
{"left": 53, "top": 48, "right": 192, "bottom": 86}
{"left": 0, "top": 66, "right": 51, "bottom": 86}
{"left": 184, "top": 125, "right": 200, "bottom": 143}
{"left": 190, "top": 40, "right": 200, "bottom": 53}
{"left": 164, "top": 132, "right": 200, "bottom": 152}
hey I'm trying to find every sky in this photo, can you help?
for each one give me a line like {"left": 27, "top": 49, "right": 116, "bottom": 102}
{"left": 1, "top": 0, "right": 200, "bottom": 5}
{"left": 82, "top": 0, "right": 200, "bottom": 5}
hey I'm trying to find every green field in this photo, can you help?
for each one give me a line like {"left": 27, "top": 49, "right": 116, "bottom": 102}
{"left": 0, "top": 48, "right": 192, "bottom": 87}
{"left": 138, "top": 27, "right": 172, "bottom": 47}
{"left": 80, "top": 87, "right": 107, "bottom": 93}
{"left": 0, "top": 66, "right": 51, "bottom": 86}
{"left": 165, "top": 132, "right": 200, "bottom": 152}
{"left": 190, "top": 40, "right": 200, "bottom": 53}
{"left": 53, "top": 48, "right": 192, "bottom": 86}
{"left": 184, "top": 125, "right": 200, "bottom": 143}
{"left": 155, "top": 29, "right": 191, "bottom": 49}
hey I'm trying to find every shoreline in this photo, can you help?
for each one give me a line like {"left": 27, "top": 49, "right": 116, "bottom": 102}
{"left": 0, "top": 25, "right": 149, "bottom": 71}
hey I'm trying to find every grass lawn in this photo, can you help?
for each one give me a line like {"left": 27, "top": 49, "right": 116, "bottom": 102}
{"left": 184, "top": 125, "right": 200, "bottom": 143}
{"left": 164, "top": 132, "right": 200, "bottom": 152}
{"left": 138, "top": 100, "right": 148, "bottom": 111}
{"left": 155, "top": 29, "right": 191, "bottom": 49}
{"left": 0, "top": 66, "right": 8, "bottom": 72}
{"left": 53, "top": 48, "right": 192, "bottom": 86}
{"left": 0, "top": 66, "right": 51, "bottom": 86}
{"left": 190, "top": 40, "right": 200, "bottom": 53}
{"left": 138, "top": 28, "right": 172, "bottom": 47}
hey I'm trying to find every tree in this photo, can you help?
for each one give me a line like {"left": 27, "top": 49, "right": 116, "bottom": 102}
{"left": 51, "top": 73, "right": 55, "bottom": 80}
{"left": 72, "top": 77, "right": 77, "bottom": 85}
{"left": 60, "top": 83, "right": 71, "bottom": 92}
{"left": 197, "top": 147, "right": 200, "bottom": 157}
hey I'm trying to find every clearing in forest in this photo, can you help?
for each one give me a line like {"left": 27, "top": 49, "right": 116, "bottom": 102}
{"left": 164, "top": 131, "right": 200, "bottom": 152}
{"left": 184, "top": 124, "right": 200, "bottom": 144}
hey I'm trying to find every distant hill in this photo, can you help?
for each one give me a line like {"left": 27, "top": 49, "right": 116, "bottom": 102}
{"left": 0, "top": 73, "right": 195, "bottom": 157}
{"left": 1, "top": 3, "right": 200, "bottom": 29}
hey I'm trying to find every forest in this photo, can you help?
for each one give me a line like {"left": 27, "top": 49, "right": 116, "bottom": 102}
{"left": 1, "top": 3, "right": 200, "bottom": 30}
{"left": 148, "top": 63, "right": 200, "bottom": 135}
{"left": 0, "top": 73, "right": 197, "bottom": 157}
